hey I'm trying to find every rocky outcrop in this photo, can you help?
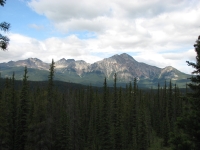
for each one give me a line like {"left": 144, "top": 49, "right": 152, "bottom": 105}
{"left": 0, "top": 53, "right": 187, "bottom": 82}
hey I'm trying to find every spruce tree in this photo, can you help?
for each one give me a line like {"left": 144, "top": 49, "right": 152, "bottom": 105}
{"left": 17, "top": 67, "right": 29, "bottom": 150}
{"left": 131, "top": 78, "right": 138, "bottom": 149}
{"left": 8, "top": 73, "right": 18, "bottom": 150}
{"left": 100, "top": 77, "right": 112, "bottom": 150}
{"left": 138, "top": 90, "right": 148, "bottom": 150}
{"left": 163, "top": 81, "right": 170, "bottom": 147}
{"left": 46, "top": 59, "right": 56, "bottom": 149}
{"left": 112, "top": 73, "right": 120, "bottom": 149}
{"left": 168, "top": 80, "right": 173, "bottom": 132}
{"left": 117, "top": 86, "right": 123, "bottom": 149}
{"left": 0, "top": 78, "right": 10, "bottom": 149}
{"left": 170, "top": 35, "right": 200, "bottom": 149}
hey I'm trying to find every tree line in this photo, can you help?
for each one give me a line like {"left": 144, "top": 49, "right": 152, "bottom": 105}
{"left": 0, "top": 59, "right": 192, "bottom": 150}
{"left": 0, "top": 36, "right": 200, "bottom": 150}
{"left": 1, "top": 0, "right": 200, "bottom": 149}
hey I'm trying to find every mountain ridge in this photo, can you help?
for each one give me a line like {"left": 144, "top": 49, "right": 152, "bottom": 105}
{"left": 0, "top": 53, "right": 190, "bottom": 88}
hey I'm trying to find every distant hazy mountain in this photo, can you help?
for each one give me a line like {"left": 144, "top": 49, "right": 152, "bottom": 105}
{"left": 0, "top": 53, "right": 190, "bottom": 88}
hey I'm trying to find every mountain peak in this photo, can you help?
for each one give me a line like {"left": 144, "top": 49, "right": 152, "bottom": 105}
{"left": 0, "top": 54, "right": 189, "bottom": 87}
{"left": 120, "top": 53, "right": 135, "bottom": 60}
{"left": 120, "top": 53, "right": 130, "bottom": 57}
{"left": 110, "top": 53, "right": 137, "bottom": 63}
{"left": 27, "top": 58, "right": 42, "bottom": 62}
{"left": 162, "top": 66, "right": 176, "bottom": 72}
{"left": 66, "top": 59, "right": 75, "bottom": 62}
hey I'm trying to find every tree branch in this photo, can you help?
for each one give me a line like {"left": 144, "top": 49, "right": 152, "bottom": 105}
{"left": 0, "top": 22, "right": 10, "bottom": 32}
{"left": 0, "top": 0, "right": 6, "bottom": 6}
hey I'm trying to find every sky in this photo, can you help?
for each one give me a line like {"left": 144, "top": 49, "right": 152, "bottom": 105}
{"left": 0, "top": 0, "right": 200, "bottom": 74}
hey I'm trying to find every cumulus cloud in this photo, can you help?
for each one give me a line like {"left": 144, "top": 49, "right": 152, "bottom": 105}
{"left": 0, "top": 33, "right": 102, "bottom": 63}
{"left": 1, "top": 0, "right": 200, "bottom": 74}
{"left": 28, "top": 0, "right": 112, "bottom": 21}
{"left": 28, "top": 0, "right": 200, "bottom": 47}
{"left": 162, "top": 49, "right": 196, "bottom": 61}
{"left": 134, "top": 49, "right": 196, "bottom": 74}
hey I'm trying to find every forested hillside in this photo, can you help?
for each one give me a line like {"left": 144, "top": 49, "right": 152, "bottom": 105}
{"left": 1, "top": 38, "right": 200, "bottom": 149}
{"left": 0, "top": 60, "right": 187, "bottom": 150}
{"left": 1, "top": 0, "right": 199, "bottom": 149}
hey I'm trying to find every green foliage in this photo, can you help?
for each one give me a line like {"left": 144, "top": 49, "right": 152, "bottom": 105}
{"left": 0, "top": 66, "right": 190, "bottom": 88}
{"left": 169, "top": 35, "right": 200, "bottom": 149}
{"left": 0, "top": 0, "right": 10, "bottom": 50}
{"left": 100, "top": 77, "right": 113, "bottom": 150}
{"left": 0, "top": 62, "right": 189, "bottom": 150}
{"left": 17, "top": 67, "right": 30, "bottom": 150}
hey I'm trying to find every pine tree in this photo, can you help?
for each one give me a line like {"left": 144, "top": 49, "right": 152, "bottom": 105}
{"left": 131, "top": 78, "right": 138, "bottom": 149}
{"left": 154, "top": 83, "right": 161, "bottom": 136}
{"left": 163, "top": 81, "right": 170, "bottom": 147}
{"left": 0, "top": 78, "right": 10, "bottom": 149}
{"left": 137, "top": 90, "right": 148, "bottom": 150}
{"left": 100, "top": 77, "right": 112, "bottom": 150}
{"left": 17, "top": 67, "right": 29, "bottom": 150}
{"left": 168, "top": 80, "right": 173, "bottom": 132}
{"left": 170, "top": 35, "right": 200, "bottom": 149}
{"left": 116, "top": 86, "right": 123, "bottom": 149}
{"left": 46, "top": 59, "right": 56, "bottom": 149}
{"left": 112, "top": 73, "right": 120, "bottom": 149}
{"left": 7, "top": 73, "right": 18, "bottom": 150}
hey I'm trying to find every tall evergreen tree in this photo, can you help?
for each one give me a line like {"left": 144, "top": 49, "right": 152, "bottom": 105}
{"left": 168, "top": 80, "right": 173, "bottom": 132}
{"left": 0, "top": 78, "right": 10, "bottom": 149}
{"left": 131, "top": 78, "right": 138, "bottom": 149}
{"left": 7, "top": 73, "right": 18, "bottom": 150}
{"left": 137, "top": 90, "right": 148, "bottom": 150}
{"left": 163, "top": 81, "right": 170, "bottom": 147}
{"left": 112, "top": 73, "right": 120, "bottom": 149}
{"left": 100, "top": 77, "right": 112, "bottom": 150}
{"left": 46, "top": 59, "right": 56, "bottom": 149}
{"left": 17, "top": 67, "right": 29, "bottom": 150}
{"left": 170, "top": 35, "right": 200, "bottom": 149}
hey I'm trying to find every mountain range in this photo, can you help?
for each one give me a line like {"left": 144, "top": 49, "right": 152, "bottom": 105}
{"left": 0, "top": 53, "right": 190, "bottom": 88}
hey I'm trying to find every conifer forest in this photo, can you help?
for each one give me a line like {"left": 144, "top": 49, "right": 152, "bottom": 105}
{"left": 0, "top": 36, "right": 200, "bottom": 150}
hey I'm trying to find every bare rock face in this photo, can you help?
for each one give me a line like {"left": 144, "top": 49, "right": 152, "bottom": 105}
{"left": 55, "top": 59, "right": 90, "bottom": 77}
{"left": 0, "top": 58, "right": 49, "bottom": 70}
{"left": 90, "top": 53, "right": 160, "bottom": 81}
{"left": 55, "top": 58, "right": 75, "bottom": 68}
{"left": 73, "top": 60, "right": 90, "bottom": 77}
{"left": 159, "top": 66, "right": 180, "bottom": 80}
{"left": 0, "top": 53, "right": 187, "bottom": 82}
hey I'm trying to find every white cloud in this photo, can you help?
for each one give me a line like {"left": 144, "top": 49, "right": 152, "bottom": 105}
{"left": 1, "top": 0, "right": 200, "bottom": 74}
{"left": 162, "top": 49, "right": 196, "bottom": 61}
{"left": 0, "top": 33, "right": 102, "bottom": 63}
{"left": 134, "top": 49, "right": 196, "bottom": 74}
{"left": 28, "top": 0, "right": 112, "bottom": 21}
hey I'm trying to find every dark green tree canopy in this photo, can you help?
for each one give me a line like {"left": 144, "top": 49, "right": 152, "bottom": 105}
{"left": 186, "top": 35, "right": 200, "bottom": 94}
{"left": 170, "top": 35, "right": 200, "bottom": 150}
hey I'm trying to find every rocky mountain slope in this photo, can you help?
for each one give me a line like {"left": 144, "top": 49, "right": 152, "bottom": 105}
{"left": 0, "top": 53, "right": 190, "bottom": 87}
